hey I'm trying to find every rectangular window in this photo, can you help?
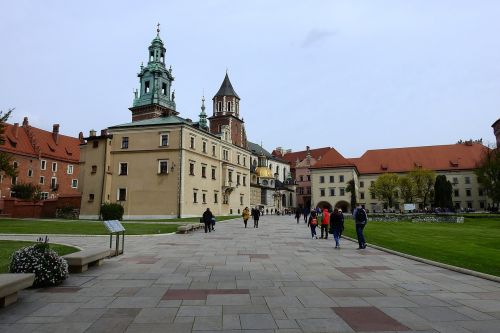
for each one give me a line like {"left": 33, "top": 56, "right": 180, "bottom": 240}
{"left": 160, "top": 134, "right": 169, "bottom": 147}
{"left": 212, "top": 145, "right": 216, "bottom": 156}
{"left": 202, "top": 193, "right": 206, "bottom": 204}
{"left": 67, "top": 165, "right": 74, "bottom": 174}
{"left": 360, "top": 181, "right": 364, "bottom": 188}
{"left": 50, "top": 177, "right": 57, "bottom": 190}
{"left": 202, "top": 141, "right": 207, "bottom": 153}
{"left": 212, "top": 168, "right": 216, "bottom": 180}
{"left": 162, "top": 82, "right": 167, "bottom": 95}
{"left": 237, "top": 174, "right": 241, "bottom": 186}
{"left": 41, "top": 160, "right": 46, "bottom": 170}
{"left": 243, "top": 156, "right": 246, "bottom": 166}
{"left": 189, "top": 163, "right": 195, "bottom": 176}
{"left": 466, "top": 189, "right": 472, "bottom": 197}
{"left": 453, "top": 177, "right": 458, "bottom": 185}
{"left": 454, "top": 189, "right": 459, "bottom": 197}
{"left": 360, "top": 192, "right": 365, "bottom": 199}
{"left": 237, "top": 154, "right": 241, "bottom": 164}
{"left": 190, "top": 136, "right": 195, "bottom": 149}
{"left": 320, "top": 188, "right": 325, "bottom": 197}
{"left": 223, "top": 149, "right": 229, "bottom": 161}
{"left": 340, "top": 188, "right": 345, "bottom": 196}
{"left": 329, "top": 188, "right": 335, "bottom": 196}
{"left": 467, "top": 201, "right": 473, "bottom": 209}
{"left": 320, "top": 176, "right": 325, "bottom": 183}
{"left": 307, "top": 175, "right": 310, "bottom": 181}
{"left": 158, "top": 160, "right": 169, "bottom": 174}
{"left": 228, "top": 170, "right": 233, "bottom": 182}
{"left": 339, "top": 175, "right": 344, "bottom": 182}
{"left": 118, "top": 188, "right": 127, "bottom": 201}
{"left": 71, "top": 179, "right": 78, "bottom": 188}
{"left": 214, "top": 192, "right": 218, "bottom": 203}
{"left": 243, "top": 176, "right": 246, "bottom": 186}
{"left": 121, "top": 137, "right": 129, "bottom": 149}
{"left": 299, "top": 175, "right": 303, "bottom": 181}
{"left": 11, "top": 176, "right": 17, "bottom": 185}
{"left": 119, "top": 163, "right": 128, "bottom": 175}
{"left": 307, "top": 187, "right": 311, "bottom": 194}
{"left": 329, "top": 176, "right": 334, "bottom": 183}
{"left": 91, "top": 165, "right": 97, "bottom": 174}
{"left": 27, "top": 169, "right": 33, "bottom": 177}
{"left": 240, "top": 195, "right": 244, "bottom": 205}
{"left": 145, "top": 81, "right": 150, "bottom": 93}
{"left": 40, "top": 192, "right": 49, "bottom": 200}
{"left": 39, "top": 176, "right": 45, "bottom": 185}
{"left": 193, "top": 192, "right": 198, "bottom": 203}
{"left": 52, "top": 162, "right": 57, "bottom": 172}
{"left": 465, "top": 176, "right": 471, "bottom": 184}
{"left": 202, "top": 166, "right": 206, "bottom": 178}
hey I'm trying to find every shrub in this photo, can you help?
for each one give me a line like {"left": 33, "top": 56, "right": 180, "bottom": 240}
{"left": 10, "top": 183, "right": 41, "bottom": 200}
{"left": 100, "top": 203, "right": 124, "bottom": 221}
{"left": 9, "top": 237, "right": 68, "bottom": 287}
{"left": 56, "top": 206, "right": 79, "bottom": 219}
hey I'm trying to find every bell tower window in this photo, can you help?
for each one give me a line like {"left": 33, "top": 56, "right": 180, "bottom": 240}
{"left": 162, "top": 83, "right": 167, "bottom": 95}
{"left": 149, "top": 51, "right": 154, "bottom": 62}
{"left": 145, "top": 81, "right": 150, "bottom": 93}
{"left": 217, "top": 101, "right": 222, "bottom": 112}
{"left": 160, "top": 52, "right": 164, "bottom": 63}
{"left": 227, "top": 101, "right": 232, "bottom": 112}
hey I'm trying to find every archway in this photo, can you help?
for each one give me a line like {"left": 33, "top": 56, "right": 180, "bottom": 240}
{"left": 316, "top": 201, "right": 332, "bottom": 211}
{"left": 335, "top": 200, "right": 349, "bottom": 213}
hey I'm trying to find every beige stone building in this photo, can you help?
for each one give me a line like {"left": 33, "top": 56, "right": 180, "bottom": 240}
{"left": 79, "top": 30, "right": 250, "bottom": 219}
{"left": 308, "top": 143, "right": 490, "bottom": 213}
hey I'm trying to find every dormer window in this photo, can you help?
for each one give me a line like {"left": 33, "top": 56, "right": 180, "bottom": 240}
{"left": 145, "top": 81, "right": 150, "bottom": 94}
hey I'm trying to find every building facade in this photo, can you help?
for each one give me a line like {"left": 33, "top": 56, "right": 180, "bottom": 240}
{"left": 0, "top": 117, "right": 80, "bottom": 201}
{"left": 310, "top": 143, "right": 490, "bottom": 212}
{"left": 79, "top": 29, "right": 251, "bottom": 219}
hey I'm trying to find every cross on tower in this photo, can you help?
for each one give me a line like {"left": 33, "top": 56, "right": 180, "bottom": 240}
{"left": 157, "top": 23, "right": 160, "bottom": 34}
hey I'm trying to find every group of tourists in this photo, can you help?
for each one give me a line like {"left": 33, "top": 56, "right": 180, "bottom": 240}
{"left": 305, "top": 204, "right": 368, "bottom": 249}
{"left": 241, "top": 207, "right": 261, "bottom": 228}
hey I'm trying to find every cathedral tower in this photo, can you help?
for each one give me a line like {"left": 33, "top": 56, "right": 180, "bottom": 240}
{"left": 209, "top": 73, "right": 247, "bottom": 148}
{"left": 130, "top": 25, "right": 177, "bottom": 121}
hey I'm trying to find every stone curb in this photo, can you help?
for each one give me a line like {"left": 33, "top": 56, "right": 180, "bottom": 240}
{"left": 342, "top": 235, "right": 500, "bottom": 283}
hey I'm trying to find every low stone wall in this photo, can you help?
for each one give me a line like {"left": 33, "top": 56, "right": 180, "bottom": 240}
{"left": 1, "top": 195, "right": 82, "bottom": 219}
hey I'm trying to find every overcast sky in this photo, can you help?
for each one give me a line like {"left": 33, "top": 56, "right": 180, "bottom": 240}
{"left": 1, "top": 0, "right": 499, "bottom": 157}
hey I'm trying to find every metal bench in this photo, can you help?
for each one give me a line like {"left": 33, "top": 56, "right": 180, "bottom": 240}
{"left": 63, "top": 248, "right": 111, "bottom": 273}
{"left": 0, "top": 273, "right": 35, "bottom": 307}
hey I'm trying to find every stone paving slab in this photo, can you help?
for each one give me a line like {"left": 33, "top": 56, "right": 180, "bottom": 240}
{"left": 0, "top": 215, "right": 499, "bottom": 332}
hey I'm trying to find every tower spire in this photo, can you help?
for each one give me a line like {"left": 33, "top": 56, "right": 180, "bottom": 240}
{"left": 199, "top": 96, "right": 208, "bottom": 130}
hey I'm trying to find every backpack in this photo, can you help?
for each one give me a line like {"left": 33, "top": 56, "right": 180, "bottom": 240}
{"left": 355, "top": 209, "right": 367, "bottom": 223}
{"left": 310, "top": 218, "right": 318, "bottom": 226}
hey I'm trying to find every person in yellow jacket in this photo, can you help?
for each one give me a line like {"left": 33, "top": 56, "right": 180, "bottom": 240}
{"left": 242, "top": 207, "right": 250, "bottom": 228}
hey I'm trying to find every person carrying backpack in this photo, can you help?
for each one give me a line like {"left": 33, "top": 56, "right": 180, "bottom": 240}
{"left": 329, "top": 208, "right": 344, "bottom": 248}
{"left": 353, "top": 204, "right": 367, "bottom": 249}
{"left": 308, "top": 211, "right": 318, "bottom": 239}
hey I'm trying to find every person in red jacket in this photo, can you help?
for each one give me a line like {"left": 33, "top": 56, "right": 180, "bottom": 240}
{"left": 320, "top": 208, "right": 330, "bottom": 239}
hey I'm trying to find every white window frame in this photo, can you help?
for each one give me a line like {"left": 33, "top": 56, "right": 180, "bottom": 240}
{"left": 39, "top": 176, "right": 45, "bottom": 185}
{"left": 71, "top": 179, "right": 78, "bottom": 188}
{"left": 50, "top": 177, "right": 57, "bottom": 189}
{"left": 41, "top": 160, "right": 46, "bottom": 170}
{"left": 27, "top": 169, "right": 33, "bottom": 177}
{"left": 40, "top": 192, "right": 49, "bottom": 200}
{"left": 67, "top": 165, "right": 74, "bottom": 175}
{"left": 160, "top": 133, "right": 169, "bottom": 147}
{"left": 117, "top": 188, "right": 127, "bottom": 201}
{"left": 158, "top": 160, "right": 169, "bottom": 174}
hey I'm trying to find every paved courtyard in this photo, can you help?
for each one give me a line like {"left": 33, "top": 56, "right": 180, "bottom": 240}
{"left": 1, "top": 215, "right": 500, "bottom": 332}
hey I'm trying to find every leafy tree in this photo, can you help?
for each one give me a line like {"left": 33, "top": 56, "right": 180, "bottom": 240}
{"left": 345, "top": 179, "right": 357, "bottom": 212}
{"left": 0, "top": 108, "right": 17, "bottom": 178}
{"left": 409, "top": 168, "right": 436, "bottom": 208}
{"left": 434, "top": 175, "right": 453, "bottom": 209}
{"left": 10, "top": 183, "right": 41, "bottom": 200}
{"left": 475, "top": 148, "right": 500, "bottom": 208}
{"left": 398, "top": 176, "right": 415, "bottom": 203}
{"left": 369, "top": 173, "right": 400, "bottom": 208}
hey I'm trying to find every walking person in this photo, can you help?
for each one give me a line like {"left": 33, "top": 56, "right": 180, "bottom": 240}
{"left": 242, "top": 207, "right": 250, "bottom": 228}
{"left": 202, "top": 208, "right": 213, "bottom": 233}
{"left": 308, "top": 211, "right": 318, "bottom": 239}
{"left": 211, "top": 215, "right": 216, "bottom": 231}
{"left": 320, "top": 208, "right": 330, "bottom": 239}
{"left": 303, "top": 207, "right": 310, "bottom": 223}
{"left": 295, "top": 208, "right": 301, "bottom": 224}
{"left": 252, "top": 206, "right": 260, "bottom": 228}
{"left": 353, "top": 204, "right": 368, "bottom": 249}
{"left": 330, "top": 208, "right": 344, "bottom": 248}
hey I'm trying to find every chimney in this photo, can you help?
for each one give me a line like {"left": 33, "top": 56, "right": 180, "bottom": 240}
{"left": 100, "top": 129, "right": 108, "bottom": 136}
{"left": 52, "top": 124, "right": 60, "bottom": 144}
{"left": 22, "top": 117, "right": 29, "bottom": 127}
{"left": 89, "top": 129, "right": 97, "bottom": 137}
{"left": 78, "top": 132, "right": 84, "bottom": 142}
{"left": 13, "top": 123, "right": 19, "bottom": 138}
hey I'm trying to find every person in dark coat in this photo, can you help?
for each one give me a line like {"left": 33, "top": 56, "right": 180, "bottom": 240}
{"left": 295, "top": 208, "right": 301, "bottom": 224}
{"left": 329, "top": 208, "right": 344, "bottom": 248}
{"left": 252, "top": 206, "right": 260, "bottom": 228}
{"left": 202, "top": 208, "right": 213, "bottom": 233}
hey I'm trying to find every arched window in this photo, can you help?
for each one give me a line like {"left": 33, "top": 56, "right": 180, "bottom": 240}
{"left": 217, "top": 101, "right": 222, "bottom": 112}
{"left": 227, "top": 101, "right": 232, "bottom": 112}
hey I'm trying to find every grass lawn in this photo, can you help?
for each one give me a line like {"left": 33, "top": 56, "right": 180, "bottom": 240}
{"left": 342, "top": 217, "right": 500, "bottom": 277}
{"left": 0, "top": 240, "right": 79, "bottom": 273}
{"left": 0, "top": 220, "right": 179, "bottom": 235}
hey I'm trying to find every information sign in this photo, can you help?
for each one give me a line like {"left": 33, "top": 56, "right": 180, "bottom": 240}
{"left": 103, "top": 220, "right": 125, "bottom": 233}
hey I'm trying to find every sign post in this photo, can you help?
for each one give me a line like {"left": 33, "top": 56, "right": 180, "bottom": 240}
{"left": 103, "top": 220, "right": 125, "bottom": 256}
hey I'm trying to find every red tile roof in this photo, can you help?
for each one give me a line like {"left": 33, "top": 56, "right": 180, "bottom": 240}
{"left": 1, "top": 122, "right": 80, "bottom": 163}
{"left": 353, "top": 143, "right": 487, "bottom": 174}
{"left": 311, "top": 147, "right": 355, "bottom": 169}
{"left": 280, "top": 147, "right": 331, "bottom": 164}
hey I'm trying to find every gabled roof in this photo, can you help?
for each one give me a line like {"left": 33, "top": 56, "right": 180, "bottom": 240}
{"left": 214, "top": 73, "right": 240, "bottom": 99}
{"left": 311, "top": 148, "right": 354, "bottom": 169}
{"left": 280, "top": 147, "right": 331, "bottom": 165}
{"left": 352, "top": 143, "right": 488, "bottom": 174}
{"left": 1, "top": 122, "right": 80, "bottom": 163}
